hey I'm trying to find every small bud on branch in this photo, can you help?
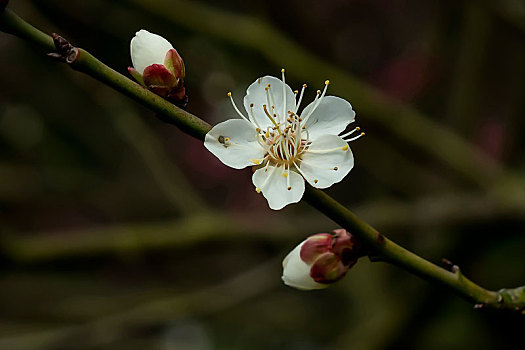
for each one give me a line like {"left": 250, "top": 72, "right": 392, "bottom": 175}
{"left": 282, "top": 229, "right": 365, "bottom": 290}
{"left": 129, "top": 30, "right": 188, "bottom": 108}
{"left": 47, "top": 33, "right": 78, "bottom": 63}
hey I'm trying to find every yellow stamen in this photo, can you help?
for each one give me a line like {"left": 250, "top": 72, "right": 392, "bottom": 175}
{"left": 263, "top": 104, "right": 280, "bottom": 131}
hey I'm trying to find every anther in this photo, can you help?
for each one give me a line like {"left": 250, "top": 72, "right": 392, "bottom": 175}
{"left": 342, "top": 145, "right": 349, "bottom": 151}
{"left": 325, "top": 80, "right": 330, "bottom": 85}
{"left": 356, "top": 127, "right": 361, "bottom": 131}
{"left": 333, "top": 167, "right": 338, "bottom": 171}
{"left": 317, "top": 90, "right": 321, "bottom": 95}
{"left": 255, "top": 187, "right": 261, "bottom": 193}
{"left": 303, "top": 84, "right": 307, "bottom": 88}
{"left": 294, "top": 90, "right": 298, "bottom": 94}
{"left": 281, "top": 68, "right": 285, "bottom": 73}
{"left": 282, "top": 173, "right": 288, "bottom": 178}
{"left": 250, "top": 103, "right": 254, "bottom": 107}
{"left": 227, "top": 92, "right": 232, "bottom": 97}
{"left": 287, "top": 186, "right": 292, "bottom": 191}
{"left": 314, "top": 179, "right": 318, "bottom": 184}
{"left": 225, "top": 137, "right": 230, "bottom": 142}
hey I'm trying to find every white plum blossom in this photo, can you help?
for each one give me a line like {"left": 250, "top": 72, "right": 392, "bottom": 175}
{"left": 204, "top": 70, "right": 363, "bottom": 210}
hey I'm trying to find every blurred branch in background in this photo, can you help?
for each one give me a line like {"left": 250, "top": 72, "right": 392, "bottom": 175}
{"left": 480, "top": 0, "right": 525, "bottom": 34}
{"left": 0, "top": 258, "right": 280, "bottom": 349}
{"left": 447, "top": 2, "right": 492, "bottom": 135}
{"left": 86, "top": 84, "right": 208, "bottom": 215}
{"left": 1, "top": 213, "right": 326, "bottom": 263}
{"left": 3, "top": 189, "right": 524, "bottom": 264}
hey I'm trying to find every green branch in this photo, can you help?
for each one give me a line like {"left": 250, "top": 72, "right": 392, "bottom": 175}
{"left": 1, "top": 8, "right": 523, "bottom": 313}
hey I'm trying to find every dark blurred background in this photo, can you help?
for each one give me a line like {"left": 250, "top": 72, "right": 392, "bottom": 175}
{"left": 1, "top": 0, "right": 524, "bottom": 349}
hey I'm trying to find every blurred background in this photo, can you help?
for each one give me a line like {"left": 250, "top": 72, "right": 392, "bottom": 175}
{"left": 1, "top": 0, "right": 524, "bottom": 349}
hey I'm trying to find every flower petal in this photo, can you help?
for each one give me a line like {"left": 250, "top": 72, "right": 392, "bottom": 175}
{"left": 243, "top": 76, "right": 296, "bottom": 130}
{"left": 252, "top": 165, "right": 304, "bottom": 210}
{"left": 310, "top": 252, "right": 348, "bottom": 284}
{"left": 300, "top": 233, "right": 333, "bottom": 265}
{"left": 143, "top": 64, "right": 178, "bottom": 88}
{"left": 128, "top": 67, "right": 145, "bottom": 86}
{"left": 299, "top": 135, "right": 354, "bottom": 189}
{"left": 130, "top": 30, "right": 173, "bottom": 75}
{"left": 301, "top": 96, "right": 355, "bottom": 141}
{"left": 204, "top": 119, "right": 265, "bottom": 169}
{"left": 164, "top": 48, "right": 185, "bottom": 78}
{"left": 282, "top": 241, "right": 329, "bottom": 290}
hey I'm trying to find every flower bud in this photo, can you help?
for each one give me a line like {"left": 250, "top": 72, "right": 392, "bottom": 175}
{"left": 129, "top": 29, "right": 187, "bottom": 107}
{"left": 282, "top": 229, "right": 364, "bottom": 290}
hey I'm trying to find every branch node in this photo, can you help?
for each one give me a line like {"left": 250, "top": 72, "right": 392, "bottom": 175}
{"left": 50, "top": 33, "right": 78, "bottom": 63}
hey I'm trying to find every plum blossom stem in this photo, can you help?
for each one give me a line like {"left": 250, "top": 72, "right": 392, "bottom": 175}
{"left": 1, "top": 8, "right": 523, "bottom": 313}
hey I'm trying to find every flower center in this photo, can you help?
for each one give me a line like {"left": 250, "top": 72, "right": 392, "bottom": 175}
{"left": 267, "top": 132, "right": 302, "bottom": 166}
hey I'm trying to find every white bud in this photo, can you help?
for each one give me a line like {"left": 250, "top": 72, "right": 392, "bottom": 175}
{"left": 130, "top": 29, "right": 173, "bottom": 74}
{"left": 281, "top": 241, "right": 329, "bottom": 291}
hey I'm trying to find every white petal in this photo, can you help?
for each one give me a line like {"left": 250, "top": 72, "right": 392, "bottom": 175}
{"left": 130, "top": 29, "right": 173, "bottom": 74}
{"left": 301, "top": 96, "right": 355, "bottom": 141}
{"left": 299, "top": 135, "right": 354, "bottom": 189}
{"left": 252, "top": 165, "right": 304, "bottom": 210}
{"left": 282, "top": 241, "right": 329, "bottom": 291}
{"left": 243, "top": 76, "right": 296, "bottom": 130}
{"left": 204, "top": 119, "right": 266, "bottom": 169}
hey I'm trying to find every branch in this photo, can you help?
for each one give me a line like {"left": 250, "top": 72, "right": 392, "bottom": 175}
{"left": 1, "top": 8, "right": 523, "bottom": 313}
